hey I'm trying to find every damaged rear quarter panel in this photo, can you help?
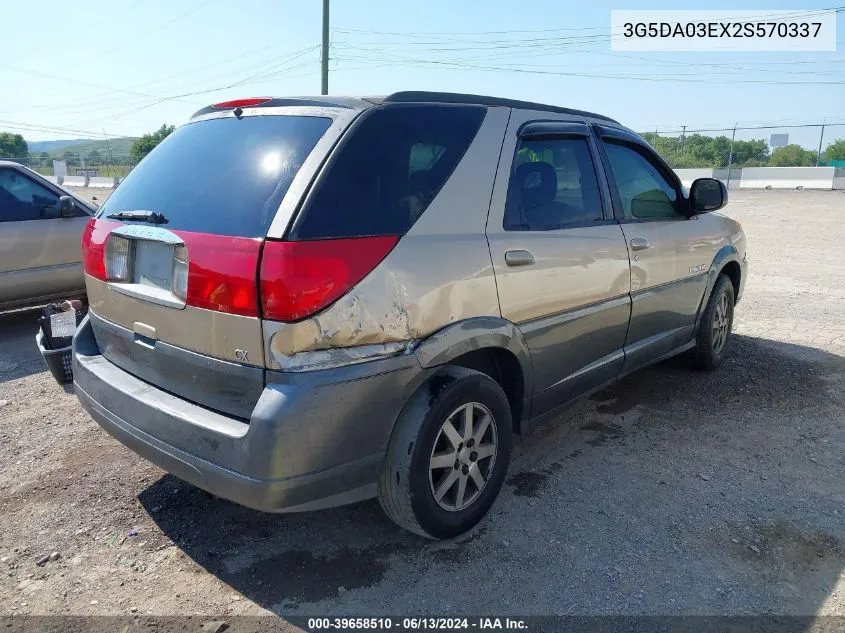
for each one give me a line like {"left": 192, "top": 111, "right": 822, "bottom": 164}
{"left": 263, "top": 106, "right": 511, "bottom": 368}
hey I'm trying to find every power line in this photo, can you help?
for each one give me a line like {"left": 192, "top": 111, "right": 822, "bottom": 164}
{"left": 332, "top": 47, "right": 845, "bottom": 85}
{"left": 67, "top": 47, "right": 321, "bottom": 126}
{"left": 128, "top": 50, "right": 319, "bottom": 104}
{"left": 322, "top": 0, "right": 329, "bottom": 94}
{"left": 336, "top": 39, "right": 845, "bottom": 70}
{"left": 329, "top": 7, "right": 845, "bottom": 75}
{"left": 334, "top": 8, "right": 844, "bottom": 37}
{"left": 17, "top": 43, "right": 283, "bottom": 113}
{"left": 0, "top": 63, "right": 204, "bottom": 109}
{"left": 2, "top": 44, "right": 321, "bottom": 126}
{"left": 336, "top": 8, "right": 844, "bottom": 45}
{"left": 5, "top": 0, "right": 148, "bottom": 65}
{"left": 76, "top": 0, "right": 217, "bottom": 65}
{"left": 650, "top": 122, "right": 845, "bottom": 134}
{"left": 336, "top": 50, "right": 845, "bottom": 78}
{"left": 8, "top": 6, "right": 845, "bottom": 134}
{"left": 66, "top": 45, "right": 320, "bottom": 120}
{"left": 0, "top": 119, "right": 129, "bottom": 137}
{"left": 329, "top": 12, "right": 845, "bottom": 79}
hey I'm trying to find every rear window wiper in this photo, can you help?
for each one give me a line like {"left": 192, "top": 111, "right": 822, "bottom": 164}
{"left": 105, "top": 210, "right": 168, "bottom": 224}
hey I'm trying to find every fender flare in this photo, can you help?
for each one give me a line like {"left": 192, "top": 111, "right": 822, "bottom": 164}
{"left": 694, "top": 244, "right": 741, "bottom": 334}
{"left": 412, "top": 316, "right": 534, "bottom": 423}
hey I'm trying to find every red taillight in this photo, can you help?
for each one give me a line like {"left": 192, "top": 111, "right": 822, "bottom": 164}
{"left": 175, "top": 231, "right": 262, "bottom": 317}
{"left": 81, "top": 219, "right": 123, "bottom": 281}
{"left": 82, "top": 220, "right": 393, "bottom": 322}
{"left": 260, "top": 237, "right": 399, "bottom": 322}
{"left": 211, "top": 97, "right": 272, "bottom": 109}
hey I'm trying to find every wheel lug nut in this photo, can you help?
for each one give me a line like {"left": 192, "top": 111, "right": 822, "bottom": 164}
{"left": 461, "top": 465, "right": 469, "bottom": 475}
{"left": 454, "top": 460, "right": 460, "bottom": 470}
{"left": 466, "top": 439, "right": 474, "bottom": 447}
{"left": 470, "top": 451, "right": 478, "bottom": 462}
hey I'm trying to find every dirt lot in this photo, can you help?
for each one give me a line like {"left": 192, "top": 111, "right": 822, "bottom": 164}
{"left": 1, "top": 190, "right": 844, "bottom": 621}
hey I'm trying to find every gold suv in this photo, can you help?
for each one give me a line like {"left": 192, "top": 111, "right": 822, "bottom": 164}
{"left": 0, "top": 161, "right": 95, "bottom": 310}
{"left": 58, "top": 92, "right": 746, "bottom": 538}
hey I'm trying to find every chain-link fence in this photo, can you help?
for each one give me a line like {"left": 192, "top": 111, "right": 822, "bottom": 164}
{"left": 2, "top": 155, "right": 139, "bottom": 180}
{"left": 4, "top": 122, "right": 845, "bottom": 183}
{"left": 638, "top": 123, "right": 845, "bottom": 171}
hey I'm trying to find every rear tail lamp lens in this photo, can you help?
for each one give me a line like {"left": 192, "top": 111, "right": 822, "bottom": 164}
{"left": 171, "top": 244, "right": 188, "bottom": 302}
{"left": 259, "top": 236, "right": 398, "bottom": 322}
{"left": 82, "top": 219, "right": 123, "bottom": 281}
{"left": 105, "top": 235, "right": 132, "bottom": 282}
{"left": 174, "top": 232, "right": 262, "bottom": 317}
{"left": 83, "top": 222, "right": 396, "bottom": 322}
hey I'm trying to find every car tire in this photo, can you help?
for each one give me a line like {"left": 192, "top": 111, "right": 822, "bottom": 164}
{"left": 378, "top": 366, "right": 513, "bottom": 539}
{"left": 689, "top": 274, "right": 735, "bottom": 370}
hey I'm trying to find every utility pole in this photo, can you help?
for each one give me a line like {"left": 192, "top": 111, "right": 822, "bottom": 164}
{"left": 321, "top": 0, "right": 329, "bottom": 95}
{"left": 680, "top": 125, "right": 687, "bottom": 157}
{"left": 103, "top": 129, "right": 116, "bottom": 179}
{"left": 726, "top": 123, "right": 737, "bottom": 186}
{"left": 816, "top": 119, "right": 826, "bottom": 167}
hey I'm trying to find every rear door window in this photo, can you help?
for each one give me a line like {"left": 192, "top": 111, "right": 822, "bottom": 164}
{"left": 505, "top": 137, "right": 604, "bottom": 230}
{"left": 290, "top": 105, "right": 486, "bottom": 239}
{"left": 97, "top": 115, "right": 332, "bottom": 237}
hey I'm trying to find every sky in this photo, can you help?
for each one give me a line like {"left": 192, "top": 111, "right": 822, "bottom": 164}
{"left": 1, "top": 0, "right": 844, "bottom": 145}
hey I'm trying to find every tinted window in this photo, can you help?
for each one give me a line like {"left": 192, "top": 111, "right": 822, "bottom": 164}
{"left": 98, "top": 115, "right": 332, "bottom": 237}
{"left": 0, "top": 168, "right": 59, "bottom": 222}
{"left": 409, "top": 143, "right": 446, "bottom": 174}
{"left": 291, "top": 105, "right": 485, "bottom": 239}
{"left": 603, "top": 141, "right": 681, "bottom": 220}
{"left": 504, "top": 137, "right": 604, "bottom": 230}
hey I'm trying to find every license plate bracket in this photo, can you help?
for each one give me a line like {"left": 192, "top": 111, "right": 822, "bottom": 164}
{"left": 132, "top": 240, "right": 174, "bottom": 293}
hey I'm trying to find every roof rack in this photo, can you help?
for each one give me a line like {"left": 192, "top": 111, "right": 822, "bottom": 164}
{"left": 382, "top": 91, "right": 617, "bottom": 123}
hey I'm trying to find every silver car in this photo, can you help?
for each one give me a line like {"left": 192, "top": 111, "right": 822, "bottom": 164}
{"left": 0, "top": 161, "right": 95, "bottom": 310}
{"left": 64, "top": 92, "right": 746, "bottom": 538}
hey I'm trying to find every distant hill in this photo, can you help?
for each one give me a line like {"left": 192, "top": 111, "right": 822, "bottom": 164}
{"left": 44, "top": 137, "right": 137, "bottom": 159}
{"left": 28, "top": 139, "right": 92, "bottom": 152}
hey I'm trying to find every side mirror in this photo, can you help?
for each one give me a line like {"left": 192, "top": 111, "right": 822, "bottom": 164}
{"left": 58, "top": 195, "right": 76, "bottom": 217}
{"left": 689, "top": 178, "right": 727, "bottom": 214}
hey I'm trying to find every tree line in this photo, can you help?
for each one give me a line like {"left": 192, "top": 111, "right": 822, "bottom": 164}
{"left": 4, "top": 127, "right": 845, "bottom": 171}
{"left": 0, "top": 124, "right": 175, "bottom": 168}
{"left": 640, "top": 132, "right": 845, "bottom": 169}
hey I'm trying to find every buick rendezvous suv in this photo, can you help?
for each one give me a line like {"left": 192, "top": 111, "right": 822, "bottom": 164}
{"left": 68, "top": 92, "right": 746, "bottom": 538}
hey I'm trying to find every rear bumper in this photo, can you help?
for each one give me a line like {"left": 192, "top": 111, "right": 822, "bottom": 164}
{"left": 72, "top": 316, "right": 428, "bottom": 512}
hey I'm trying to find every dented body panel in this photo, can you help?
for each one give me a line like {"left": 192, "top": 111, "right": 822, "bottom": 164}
{"left": 263, "top": 107, "right": 510, "bottom": 366}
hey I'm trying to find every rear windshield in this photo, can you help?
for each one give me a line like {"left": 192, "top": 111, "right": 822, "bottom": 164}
{"left": 289, "top": 105, "right": 486, "bottom": 240}
{"left": 98, "top": 115, "right": 332, "bottom": 237}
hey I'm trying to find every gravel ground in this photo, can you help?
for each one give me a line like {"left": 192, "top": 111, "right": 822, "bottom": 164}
{"left": 65, "top": 186, "right": 110, "bottom": 207}
{"left": 1, "top": 189, "right": 844, "bottom": 621}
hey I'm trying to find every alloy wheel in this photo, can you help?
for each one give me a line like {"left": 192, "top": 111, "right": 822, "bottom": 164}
{"left": 712, "top": 290, "right": 731, "bottom": 355}
{"left": 428, "top": 402, "right": 498, "bottom": 512}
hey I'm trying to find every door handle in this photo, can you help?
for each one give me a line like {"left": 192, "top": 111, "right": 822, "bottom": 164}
{"left": 629, "top": 238, "right": 651, "bottom": 252}
{"left": 504, "top": 250, "right": 536, "bottom": 267}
